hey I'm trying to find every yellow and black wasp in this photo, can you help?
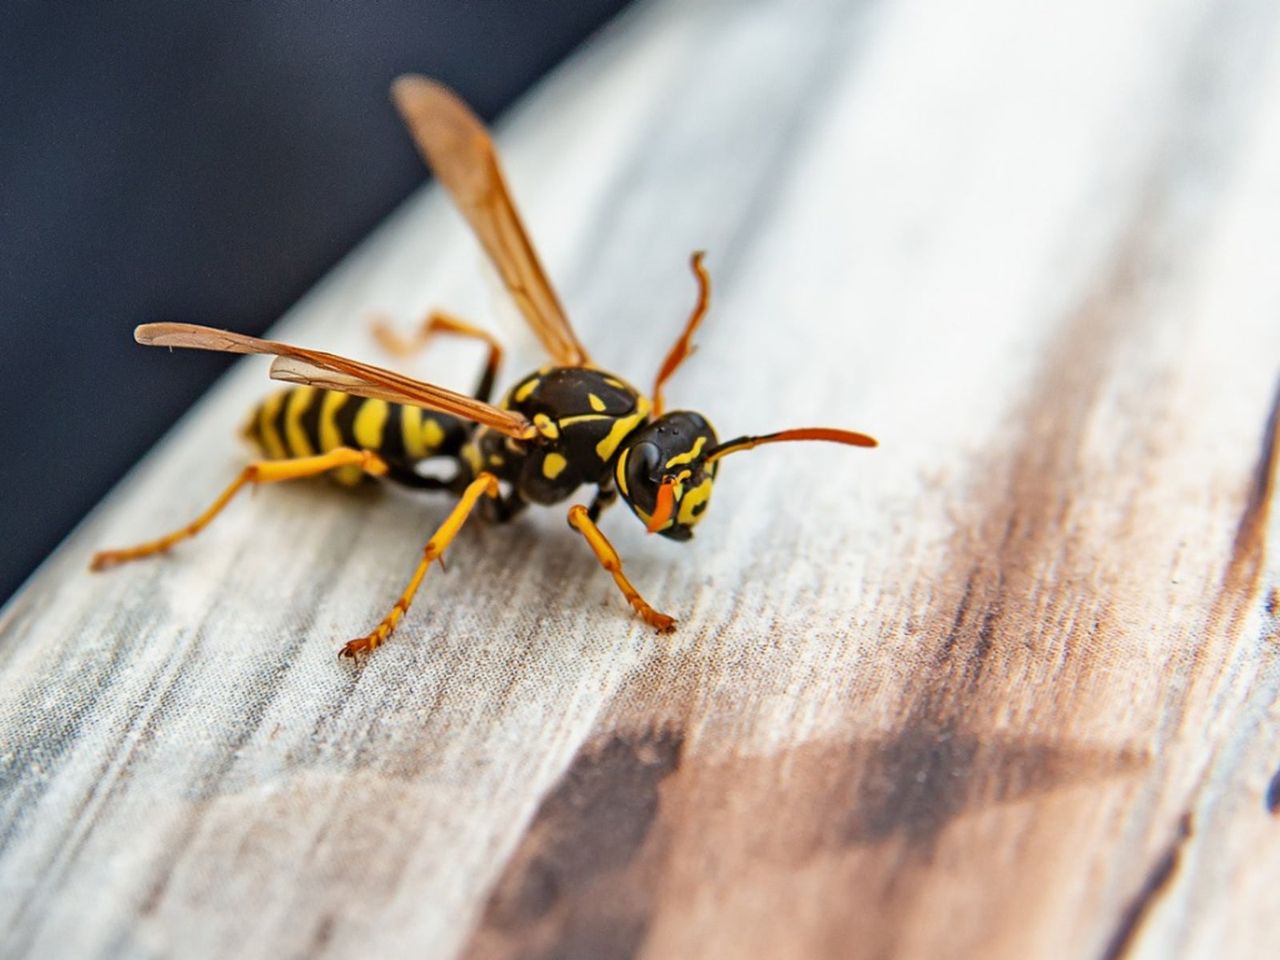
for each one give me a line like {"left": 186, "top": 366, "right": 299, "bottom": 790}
{"left": 92, "top": 76, "right": 878, "bottom": 658}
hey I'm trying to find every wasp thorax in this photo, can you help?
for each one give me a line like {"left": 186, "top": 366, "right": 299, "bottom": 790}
{"left": 615, "top": 411, "right": 718, "bottom": 541}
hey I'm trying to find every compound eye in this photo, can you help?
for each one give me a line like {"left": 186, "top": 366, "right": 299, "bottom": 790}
{"left": 624, "top": 441, "right": 663, "bottom": 507}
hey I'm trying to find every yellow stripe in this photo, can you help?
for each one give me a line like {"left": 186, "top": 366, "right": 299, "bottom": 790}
{"left": 665, "top": 436, "right": 707, "bottom": 469}
{"left": 320, "top": 391, "right": 346, "bottom": 452}
{"left": 316, "top": 390, "right": 363, "bottom": 484}
{"left": 284, "top": 387, "right": 316, "bottom": 457}
{"left": 422, "top": 417, "right": 445, "bottom": 450}
{"left": 354, "top": 399, "right": 389, "bottom": 451}
{"left": 258, "top": 391, "right": 287, "bottom": 460}
{"left": 615, "top": 448, "right": 630, "bottom": 496}
{"left": 596, "top": 395, "right": 650, "bottom": 462}
{"left": 557, "top": 413, "right": 610, "bottom": 428}
{"left": 401, "top": 404, "right": 426, "bottom": 459}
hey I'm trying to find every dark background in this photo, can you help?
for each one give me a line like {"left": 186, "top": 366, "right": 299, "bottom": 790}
{"left": 0, "top": 0, "right": 635, "bottom": 605}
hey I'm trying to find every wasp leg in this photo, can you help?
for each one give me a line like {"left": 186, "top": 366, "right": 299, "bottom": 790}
{"left": 371, "top": 308, "right": 504, "bottom": 403}
{"left": 90, "top": 448, "right": 389, "bottom": 570}
{"left": 566, "top": 505, "right": 676, "bottom": 632}
{"left": 340, "top": 471, "right": 499, "bottom": 658}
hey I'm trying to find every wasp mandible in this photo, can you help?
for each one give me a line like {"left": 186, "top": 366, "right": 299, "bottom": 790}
{"left": 92, "top": 76, "right": 878, "bottom": 658}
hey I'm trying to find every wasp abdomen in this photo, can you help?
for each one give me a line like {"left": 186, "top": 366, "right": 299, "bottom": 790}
{"left": 243, "top": 387, "right": 467, "bottom": 486}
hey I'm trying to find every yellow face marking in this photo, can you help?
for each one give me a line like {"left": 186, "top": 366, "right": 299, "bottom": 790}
{"left": 488, "top": 453, "right": 505, "bottom": 467}
{"left": 353, "top": 399, "right": 389, "bottom": 451}
{"left": 595, "top": 395, "right": 650, "bottom": 462}
{"left": 677, "top": 478, "right": 714, "bottom": 526}
{"left": 542, "top": 452, "right": 569, "bottom": 480}
{"left": 514, "top": 377, "right": 540, "bottom": 403}
{"left": 664, "top": 436, "right": 707, "bottom": 469}
{"left": 284, "top": 387, "right": 317, "bottom": 457}
{"left": 401, "top": 405, "right": 426, "bottom": 459}
{"left": 587, "top": 392, "right": 607, "bottom": 412}
{"left": 257, "top": 390, "right": 288, "bottom": 459}
{"left": 422, "top": 417, "right": 445, "bottom": 450}
{"left": 533, "top": 413, "right": 560, "bottom": 440}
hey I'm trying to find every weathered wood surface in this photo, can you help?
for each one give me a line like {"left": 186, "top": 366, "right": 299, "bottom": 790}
{"left": 4, "top": 0, "right": 1280, "bottom": 957}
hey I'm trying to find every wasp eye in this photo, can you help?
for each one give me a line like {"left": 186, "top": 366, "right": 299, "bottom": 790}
{"left": 624, "top": 441, "right": 663, "bottom": 506}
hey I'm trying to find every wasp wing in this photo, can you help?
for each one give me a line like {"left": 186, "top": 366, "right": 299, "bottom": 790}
{"left": 135, "top": 322, "right": 536, "bottom": 439}
{"left": 392, "top": 74, "right": 592, "bottom": 368}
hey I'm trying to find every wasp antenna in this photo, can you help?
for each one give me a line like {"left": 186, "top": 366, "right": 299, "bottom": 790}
{"left": 651, "top": 252, "right": 711, "bottom": 417}
{"left": 705, "top": 427, "right": 878, "bottom": 464}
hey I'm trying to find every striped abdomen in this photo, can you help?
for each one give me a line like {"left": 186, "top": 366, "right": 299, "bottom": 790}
{"left": 243, "top": 387, "right": 468, "bottom": 486}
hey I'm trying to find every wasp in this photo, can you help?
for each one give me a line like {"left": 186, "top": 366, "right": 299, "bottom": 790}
{"left": 92, "top": 76, "right": 878, "bottom": 658}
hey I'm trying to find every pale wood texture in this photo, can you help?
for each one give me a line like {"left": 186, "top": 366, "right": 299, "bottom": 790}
{"left": 4, "top": 0, "right": 1280, "bottom": 957}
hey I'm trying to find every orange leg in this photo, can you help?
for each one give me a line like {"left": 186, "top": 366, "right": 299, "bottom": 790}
{"left": 340, "top": 471, "right": 499, "bottom": 658}
{"left": 371, "top": 308, "right": 503, "bottom": 402}
{"left": 567, "top": 505, "right": 676, "bottom": 632}
{"left": 91, "top": 448, "right": 388, "bottom": 570}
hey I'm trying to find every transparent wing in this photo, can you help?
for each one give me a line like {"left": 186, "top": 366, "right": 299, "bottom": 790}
{"left": 135, "top": 323, "right": 536, "bottom": 440}
{"left": 392, "top": 74, "right": 592, "bottom": 367}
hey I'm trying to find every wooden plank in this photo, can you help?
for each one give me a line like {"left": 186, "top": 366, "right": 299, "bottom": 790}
{"left": 3, "top": 0, "right": 1280, "bottom": 957}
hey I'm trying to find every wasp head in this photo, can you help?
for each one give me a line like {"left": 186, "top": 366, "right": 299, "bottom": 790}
{"left": 615, "top": 412, "right": 880, "bottom": 541}
{"left": 615, "top": 411, "right": 719, "bottom": 541}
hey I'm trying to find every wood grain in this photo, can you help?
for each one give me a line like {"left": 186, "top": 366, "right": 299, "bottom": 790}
{"left": 4, "top": 0, "right": 1280, "bottom": 957}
